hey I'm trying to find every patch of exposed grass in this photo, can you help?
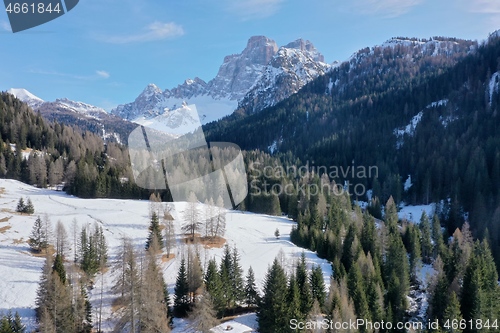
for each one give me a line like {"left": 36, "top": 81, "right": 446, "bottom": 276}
{"left": 0, "top": 225, "right": 11, "bottom": 233}
{"left": 0, "top": 216, "right": 11, "bottom": 223}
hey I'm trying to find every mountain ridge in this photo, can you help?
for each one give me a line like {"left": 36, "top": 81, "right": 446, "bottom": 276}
{"left": 111, "top": 35, "right": 331, "bottom": 124}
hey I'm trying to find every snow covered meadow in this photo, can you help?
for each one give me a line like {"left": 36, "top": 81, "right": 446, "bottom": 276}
{"left": 0, "top": 179, "right": 332, "bottom": 332}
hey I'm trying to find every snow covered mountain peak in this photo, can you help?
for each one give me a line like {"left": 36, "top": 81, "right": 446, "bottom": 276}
{"left": 208, "top": 35, "right": 279, "bottom": 100}
{"left": 284, "top": 39, "right": 325, "bottom": 62}
{"left": 142, "top": 83, "right": 163, "bottom": 97}
{"left": 53, "top": 98, "right": 107, "bottom": 115}
{"left": 7, "top": 88, "right": 44, "bottom": 108}
{"left": 237, "top": 40, "right": 331, "bottom": 113}
{"left": 112, "top": 35, "right": 330, "bottom": 123}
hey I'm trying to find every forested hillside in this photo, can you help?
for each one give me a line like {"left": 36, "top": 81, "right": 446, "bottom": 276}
{"left": 0, "top": 93, "right": 149, "bottom": 199}
{"left": 206, "top": 34, "right": 500, "bottom": 266}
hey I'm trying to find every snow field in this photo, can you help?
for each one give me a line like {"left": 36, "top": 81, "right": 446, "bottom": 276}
{"left": 0, "top": 179, "right": 332, "bottom": 332}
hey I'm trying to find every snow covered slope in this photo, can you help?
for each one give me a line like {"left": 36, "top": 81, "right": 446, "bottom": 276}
{"left": 6, "top": 88, "right": 44, "bottom": 108}
{"left": 6, "top": 88, "right": 135, "bottom": 143}
{"left": 0, "top": 179, "right": 332, "bottom": 332}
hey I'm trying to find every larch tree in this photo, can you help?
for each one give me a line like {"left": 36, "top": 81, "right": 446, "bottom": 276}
{"left": 182, "top": 192, "right": 201, "bottom": 241}
{"left": 188, "top": 288, "right": 219, "bottom": 333}
{"left": 112, "top": 238, "right": 141, "bottom": 333}
{"left": 187, "top": 247, "right": 204, "bottom": 304}
{"left": 163, "top": 210, "right": 175, "bottom": 258}
{"left": 139, "top": 249, "right": 171, "bottom": 333}
{"left": 55, "top": 220, "right": 68, "bottom": 257}
{"left": 204, "top": 198, "right": 216, "bottom": 239}
{"left": 214, "top": 195, "right": 226, "bottom": 239}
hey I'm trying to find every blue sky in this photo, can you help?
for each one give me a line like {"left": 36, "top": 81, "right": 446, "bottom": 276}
{"left": 0, "top": 0, "right": 499, "bottom": 110}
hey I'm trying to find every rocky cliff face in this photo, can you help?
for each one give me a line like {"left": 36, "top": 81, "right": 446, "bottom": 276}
{"left": 111, "top": 36, "right": 331, "bottom": 123}
{"left": 208, "top": 36, "right": 278, "bottom": 100}
{"left": 238, "top": 39, "right": 331, "bottom": 113}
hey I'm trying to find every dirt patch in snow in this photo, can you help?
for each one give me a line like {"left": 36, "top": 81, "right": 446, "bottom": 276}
{"left": 0, "top": 225, "right": 11, "bottom": 233}
{"left": 182, "top": 234, "right": 226, "bottom": 249}
{"left": 161, "top": 253, "right": 176, "bottom": 262}
{"left": 0, "top": 216, "right": 11, "bottom": 223}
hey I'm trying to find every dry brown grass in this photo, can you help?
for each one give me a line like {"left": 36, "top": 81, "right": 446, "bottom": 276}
{"left": 182, "top": 234, "right": 226, "bottom": 249}
{"left": 0, "top": 216, "right": 11, "bottom": 223}
{"left": 161, "top": 253, "right": 176, "bottom": 263}
{"left": 1, "top": 208, "right": 13, "bottom": 213}
{"left": 12, "top": 238, "right": 25, "bottom": 245}
{"left": 0, "top": 187, "right": 5, "bottom": 196}
{"left": 0, "top": 225, "right": 11, "bottom": 233}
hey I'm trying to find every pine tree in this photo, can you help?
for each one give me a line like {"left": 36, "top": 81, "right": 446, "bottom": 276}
{"left": 257, "top": 258, "right": 289, "bottom": 333}
{"left": 219, "top": 244, "right": 235, "bottom": 310}
{"left": 28, "top": 216, "right": 48, "bottom": 253}
{"left": 347, "top": 263, "right": 371, "bottom": 324}
{"left": 11, "top": 312, "right": 25, "bottom": 333}
{"left": 287, "top": 275, "right": 303, "bottom": 323}
{"left": 407, "top": 224, "right": 422, "bottom": 282}
{"left": 145, "top": 211, "right": 163, "bottom": 251}
{"left": 274, "top": 228, "right": 280, "bottom": 239}
{"left": 230, "top": 246, "right": 245, "bottom": 305}
{"left": 443, "top": 292, "right": 463, "bottom": 333}
{"left": 361, "top": 211, "right": 378, "bottom": 258}
{"left": 15, "top": 197, "right": 25, "bottom": 213}
{"left": 244, "top": 266, "right": 260, "bottom": 307}
{"left": 384, "top": 196, "right": 398, "bottom": 232}
{"left": 52, "top": 253, "right": 66, "bottom": 284}
{"left": 205, "top": 258, "right": 225, "bottom": 316}
{"left": 420, "top": 211, "right": 433, "bottom": 264}
{"left": 429, "top": 256, "right": 449, "bottom": 324}
{"left": 174, "top": 257, "right": 190, "bottom": 317}
{"left": 461, "top": 240, "right": 500, "bottom": 332}
{"left": 296, "top": 252, "right": 313, "bottom": 316}
{"left": 432, "top": 214, "right": 445, "bottom": 259}
{"left": 310, "top": 265, "right": 326, "bottom": 308}
{"left": 24, "top": 197, "right": 34, "bottom": 214}
{"left": 384, "top": 232, "right": 410, "bottom": 322}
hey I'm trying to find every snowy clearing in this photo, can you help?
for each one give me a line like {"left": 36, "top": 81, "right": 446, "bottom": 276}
{"left": 0, "top": 179, "right": 331, "bottom": 332}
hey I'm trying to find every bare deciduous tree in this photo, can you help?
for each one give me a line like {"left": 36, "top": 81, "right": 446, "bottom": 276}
{"left": 182, "top": 192, "right": 201, "bottom": 241}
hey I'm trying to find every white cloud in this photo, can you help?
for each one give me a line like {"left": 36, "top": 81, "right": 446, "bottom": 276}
{"left": 347, "top": 0, "right": 423, "bottom": 18}
{"left": 30, "top": 69, "right": 110, "bottom": 81}
{"left": 1, "top": 21, "right": 11, "bottom": 32}
{"left": 100, "top": 21, "right": 184, "bottom": 44}
{"left": 467, "top": 0, "right": 500, "bottom": 13}
{"left": 96, "top": 70, "right": 110, "bottom": 79}
{"left": 227, "top": 0, "right": 284, "bottom": 20}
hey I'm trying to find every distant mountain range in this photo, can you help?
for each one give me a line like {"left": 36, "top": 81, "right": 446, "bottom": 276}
{"left": 7, "top": 88, "right": 134, "bottom": 143}
{"left": 110, "top": 36, "right": 333, "bottom": 124}
{"left": 7, "top": 35, "right": 332, "bottom": 139}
